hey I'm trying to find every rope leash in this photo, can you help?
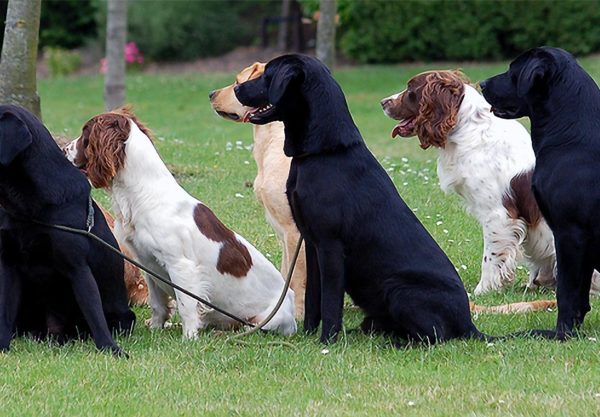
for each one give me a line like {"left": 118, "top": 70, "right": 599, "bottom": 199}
{"left": 20, "top": 193, "right": 303, "bottom": 339}
{"left": 227, "top": 236, "right": 303, "bottom": 344}
{"left": 32, "top": 219, "right": 257, "bottom": 328}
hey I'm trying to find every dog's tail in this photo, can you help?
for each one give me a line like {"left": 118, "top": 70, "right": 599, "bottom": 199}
{"left": 469, "top": 299, "right": 556, "bottom": 314}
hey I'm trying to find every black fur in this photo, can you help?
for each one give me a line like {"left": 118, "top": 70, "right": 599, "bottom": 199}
{"left": 235, "top": 54, "right": 484, "bottom": 344}
{"left": 0, "top": 105, "right": 135, "bottom": 356}
{"left": 481, "top": 46, "right": 600, "bottom": 338}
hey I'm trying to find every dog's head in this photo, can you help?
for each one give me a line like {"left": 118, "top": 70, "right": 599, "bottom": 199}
{"left": 209, "top": 62, "right": 266, "bottom": 122}
{"left": 233, "top": 55, "right": 315, "bottom": 126}
{"left": 480, "top": 47, "right": 573, "bottom": 119}
{"left": 64, "top": 108, "right": 153, "bottom": 188}
{"left": 234, "top": 54, "right": 361, "bottom": 156}
{"left": 380, "top": 70, "right": 468, "bottom": 149}
{"left": 0, "top": 105, "right": 36, "bottom": 166}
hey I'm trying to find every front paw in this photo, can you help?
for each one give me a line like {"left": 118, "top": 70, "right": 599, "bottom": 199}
{"left": 303, "top": 318, "right": 319, "bottom": 334}
{"left": 103, "top": 344, "right": 129, "bottom": 358}
{"left": 320, "top": 326, "right": 340, "bottom": 344}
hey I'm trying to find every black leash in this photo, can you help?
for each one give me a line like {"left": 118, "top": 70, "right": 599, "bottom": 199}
{"left": 25, "top": 197, "right": 256, "bottom": 328}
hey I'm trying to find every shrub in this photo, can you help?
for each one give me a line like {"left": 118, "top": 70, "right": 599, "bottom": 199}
{"left": 307, "top": 0, "right": 600, "bottom": 63}
{"left": 44, "top": 47, "right": 82, "bottom": 77}
{"left": 126, "top": 0, "right": 273, "bottom": 61}
{"left": 40, "top": 0, "right": 97, "bottom": 49}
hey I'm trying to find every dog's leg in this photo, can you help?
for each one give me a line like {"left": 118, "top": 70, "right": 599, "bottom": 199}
{"left": 474, "top": 214, "right": 525, "bottom": 294}
{"left": 316, "top": 241, "right": 345, "bottom": 344}
{"left": 554, "top": 234, "right": 594, "bottom": 335}
{"left": 284, "top": 230, "right": 305, "bottom": 319}
{"left": 0, "top": 263, "right": 20, "bottom": 351}
{"left": 67, "top": 265, "right": 125, "bottom": 356}
{"left": 142, "top": 258, "right": 174, "bottom": 330}
{"left": 166, "top": 261, "right": 208, "bottom": 340}
{"left": 303, "top": 239, "right": 321, "bottom": 334}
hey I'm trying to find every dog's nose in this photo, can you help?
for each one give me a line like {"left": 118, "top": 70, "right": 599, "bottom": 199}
{"left": 479, "top": 79, "right": 488, "bottom": 91}
{"left": 380, "top": 98, "right": 392, "bottom": 109}
{"left": 208, "top": 90, "right": 216, "bottom": 100}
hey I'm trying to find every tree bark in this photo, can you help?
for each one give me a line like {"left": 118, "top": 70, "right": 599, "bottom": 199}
{"left": 104, "top": 0, "right": 127, "bottom": 111}
{"left": 0, "top": 0, "right": 42, "bottom": 119}
{"left": 277, "top": 0, "right": 291, "bottom": 51}
{"left": 316, "top": 0, "right": 336, "bottom": 70}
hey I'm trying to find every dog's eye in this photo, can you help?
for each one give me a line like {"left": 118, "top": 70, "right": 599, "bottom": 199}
{"left": 408, "top": 91, "right": 417, "bottom": 101}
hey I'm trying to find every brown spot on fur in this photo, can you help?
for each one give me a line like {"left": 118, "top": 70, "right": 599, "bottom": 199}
{"left": 193, "top": 204, "right": 253, "bottom": 277}
{"left": 503, "top": 170, "right": 542, "bottom": 226}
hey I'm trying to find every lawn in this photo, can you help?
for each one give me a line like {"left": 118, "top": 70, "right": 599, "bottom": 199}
{"left": 2, "top": 58, "right": 600, "bottom": 417}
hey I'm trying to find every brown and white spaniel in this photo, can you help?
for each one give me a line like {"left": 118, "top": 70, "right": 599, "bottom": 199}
{"left": 382, "top": 70, "right": 600, "bottom": 295}
{"left": 64, "top": 109, "right": 297, "bottom": 338}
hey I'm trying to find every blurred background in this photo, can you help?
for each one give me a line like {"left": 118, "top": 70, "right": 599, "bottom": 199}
{"left": 1, "top": 0, "right": 599, "bottom": 79}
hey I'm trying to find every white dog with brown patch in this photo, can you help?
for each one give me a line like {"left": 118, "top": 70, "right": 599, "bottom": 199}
{"left": 209, "top": 62, "right": 306, "bottom": 318}
{"left": 64, "top": 109, "right": 297, "bottom": 338}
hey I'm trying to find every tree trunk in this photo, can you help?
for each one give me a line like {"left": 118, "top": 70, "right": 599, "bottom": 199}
{"left": 277, "top": 0, "right": 291, "bottom": 51}
{"left": 104, "top": 0, "right": 127, "bottom": 111}
{"left": 0, "top": 0, "right": 42, "bottom": 119}
{"left": 316, "top": 0, "right": 336, "bottom": 69}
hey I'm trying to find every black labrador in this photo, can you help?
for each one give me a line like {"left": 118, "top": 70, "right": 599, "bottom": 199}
{"left": 234, "top": 54, "right": 486, "bottom": 344}
{"left": 481, "top": 46, "right": 600, "bottom": 338}
{"left": 0, "top": 105, "right": 135, "bottom": 355}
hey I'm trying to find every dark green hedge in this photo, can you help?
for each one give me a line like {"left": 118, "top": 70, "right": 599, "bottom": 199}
{"left": 126, "top": 0, "right": 274, "bottom": 61}
{"left": 331, "top": 0, "right": 600, "bottom": 63}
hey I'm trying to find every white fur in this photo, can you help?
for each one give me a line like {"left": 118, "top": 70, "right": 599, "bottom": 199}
{"left": 67, "top": 121, "right": 297, "bottom": 338}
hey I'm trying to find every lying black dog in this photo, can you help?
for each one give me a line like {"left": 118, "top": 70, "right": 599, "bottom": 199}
{"left": 0, "top": 105, "right": 135, "bottom": 355}
{"left": 235, "top": 54, "right": 486, "bottom": 344}
{"left": 481, "top": 46, "right": 599, "bottom": 338}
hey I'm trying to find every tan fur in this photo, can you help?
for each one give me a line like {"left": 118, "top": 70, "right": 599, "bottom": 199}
{"left": 210, "top": 63, "right": 306, "bottom": 318}
{"left": 98, "top": 205, "right": 149, "bottom": 306}
{"left": 470, "top": 300, "right": 556, "bottom": 314}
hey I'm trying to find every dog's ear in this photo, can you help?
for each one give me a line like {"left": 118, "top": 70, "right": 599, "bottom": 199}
{"left": 517, "top": 58, "right": 546, "bottom": 97}
{"left": 415, "top": 72, "right": 464, "bottom": 149}
{"left": 85, "top": 114, "right": 130, "bottom": 188}
{"left": 268, "top": 64, "right": 303, "bottom": 106}
{"left": 0, "top": 111, "right": 33, "bottom": 165}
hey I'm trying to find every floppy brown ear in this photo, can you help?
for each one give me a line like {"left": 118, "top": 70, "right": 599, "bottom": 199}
{"left": 415, "top": 73, "right": 465, "bottom": 149}
{"left": 0, "top": 111, "right": 33, "bottom": 165}
{"left": 246, "top": 62, "right": 266, "bottom": 81}
{"left": 85, "top": 115, "right": 130, "bottom": 188}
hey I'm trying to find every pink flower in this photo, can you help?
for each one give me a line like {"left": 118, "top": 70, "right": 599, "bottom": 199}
{"left": 100, "top": 57, "right": 107, "bottom": 74}
{"left": 99, "top": 42, "right": 144, "bottom": 74}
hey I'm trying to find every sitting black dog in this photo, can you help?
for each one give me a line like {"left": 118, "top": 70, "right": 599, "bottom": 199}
{"left": 235, "top": 54, "right": 486, "bottom": 344}
{"left": 0, "top": 105, "right": 135, "bottom": 355}
{"left": 481, "top": 47, "right": 599, "bottom": 338}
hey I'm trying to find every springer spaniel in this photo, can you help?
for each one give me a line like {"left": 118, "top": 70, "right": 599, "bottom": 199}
{"left": 381, "top": 70, "right": 600, "bottom": 295}
{"left": 64, "top": 109, "right": 297, "bottom": 338}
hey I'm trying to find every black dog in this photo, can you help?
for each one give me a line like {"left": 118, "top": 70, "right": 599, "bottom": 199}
{"left": 235, "top": 54, "right": 486, "bottom": 344}
{"left": 0, "top": 105, "right": 135, "bottom": 355}
{"left": 481, "top": 47, "right": 600, "bottom": 338}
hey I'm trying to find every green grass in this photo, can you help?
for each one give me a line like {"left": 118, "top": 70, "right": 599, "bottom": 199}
{"left": 3, "top": 58, "right": 600, "bottom": 416}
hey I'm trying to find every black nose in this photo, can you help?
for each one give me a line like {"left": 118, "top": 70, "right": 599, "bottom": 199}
{"left": 479, "top": 79, "right": 488, "bottom": 90}
{"left": 208, "top": 90, "right": 216, "bottom": 100}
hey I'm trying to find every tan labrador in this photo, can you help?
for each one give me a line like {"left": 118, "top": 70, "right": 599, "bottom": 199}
{"left": 210, "top": 63, "right": 306, "bottom": 318}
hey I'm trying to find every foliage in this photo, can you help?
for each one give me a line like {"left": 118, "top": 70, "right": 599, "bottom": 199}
{"left": 125, "top": 0, "right": 275, "bottom": 61}
{"left": 44, "top": 47, "right": 82, "bottom": 77}
{"left": 302, "top": 0, "right": 600, "bottom": 63}
{"left": 39, "top": 0, "right": 97, "bottom": 49}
